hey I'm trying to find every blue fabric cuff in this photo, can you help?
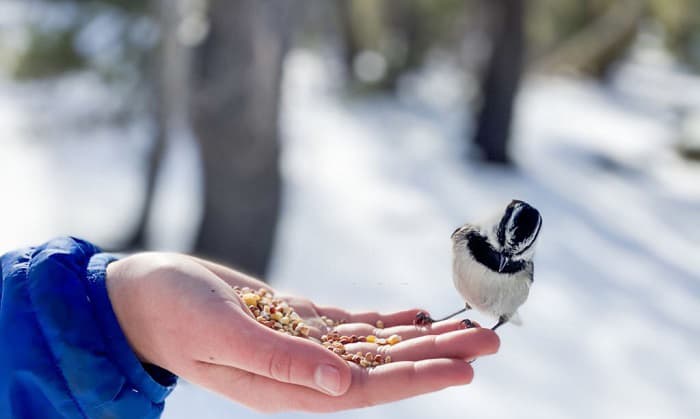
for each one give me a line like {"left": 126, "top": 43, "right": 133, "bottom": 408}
{"left": 1, "top": 237, "right": 178, "bottom": 418}
{"left": 85, "top": 253, "right": 177, "bottom": 403}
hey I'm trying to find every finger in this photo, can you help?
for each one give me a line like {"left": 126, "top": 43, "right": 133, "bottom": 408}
{"left": 187, "top": 255, "right": 271, "bottom": 292}
{"left": 186, "top": 358, "right": 474, "bottom": 413}
{"left": 343, "top": 328, "right": 500, "bottom": 362}
{"left": 316, "top": 307, "right": 426, "bottom": 327}
{"left": 331, "top": 318, "right": 467, "bottom": 340}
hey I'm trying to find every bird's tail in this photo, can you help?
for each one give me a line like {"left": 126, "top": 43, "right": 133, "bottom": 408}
{"left": 509, "top": 311, "right": 523, "bottom": 326}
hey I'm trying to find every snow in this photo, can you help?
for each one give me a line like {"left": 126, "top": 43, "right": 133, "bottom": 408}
{"left": 1, "top": 46, "right": 699, "bottom": 419}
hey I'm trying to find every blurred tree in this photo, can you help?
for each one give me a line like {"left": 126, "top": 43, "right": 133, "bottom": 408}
{"left": 189, "top": 0, "right": 290, "bottom": 276}
{"left": 13, "top": 0, "right": 152, "bottom": 80}
{"left": 338, "top": 0, "right": 468, "bottom": 91}
{"left": 530, "top": 0, "right": 643, "bottom": 78}
{"left": 472, "top": 0, "right": 525, "bottom": 164}
{"left": 125, "top": 0, "right": 186, "bottom": 250}
{"left": 13, "top": 28, "right": 85, "bottom": 79}
{"left": 649, "top": 0, "right": 700, "bottom": 70}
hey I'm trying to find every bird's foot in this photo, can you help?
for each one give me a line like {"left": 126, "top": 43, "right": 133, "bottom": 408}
{"left": 414, "top": 311, "right": 435, "bottom": 326}
{"left": 459, "top": 318, "right": 480, "bottom": 329}
{"left": 490, "top": 315, "right": 508, "bottom": 331}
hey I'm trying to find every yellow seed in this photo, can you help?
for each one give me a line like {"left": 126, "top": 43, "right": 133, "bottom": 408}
{"left": 280, "top": 316, "right": 290, "bottom": 325}
{"left": 365, "top": 335, "right": 377, "bottom": 343}
{"left": 242, "top": 293, "right": 260, "bottom": 306}
{"left": 387, "top": 335, "right": 402, "bottom": 345}
{"left": 271, "top": 312, "right": 283, "bottom": 321}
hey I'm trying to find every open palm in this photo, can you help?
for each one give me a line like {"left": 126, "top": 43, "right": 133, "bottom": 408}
{"left": 106, "top": 253, "right": 500, "bottom": 413}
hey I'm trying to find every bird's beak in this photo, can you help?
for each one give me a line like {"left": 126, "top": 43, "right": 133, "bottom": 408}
{"left": 498, "top": 255, "right": 509, "bottom": 273}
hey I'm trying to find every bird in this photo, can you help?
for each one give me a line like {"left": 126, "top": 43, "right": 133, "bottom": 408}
{"left": 415, "top": 199, "right": 542, "bottom": 331}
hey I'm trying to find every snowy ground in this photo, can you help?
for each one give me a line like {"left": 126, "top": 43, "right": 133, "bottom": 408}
{"left": 1, "top": 47, "right": 699, "bottom": 419}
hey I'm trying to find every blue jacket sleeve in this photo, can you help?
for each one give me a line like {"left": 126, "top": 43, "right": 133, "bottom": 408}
{"left": 0, "top": 237, "right": 177, "bottom": 418}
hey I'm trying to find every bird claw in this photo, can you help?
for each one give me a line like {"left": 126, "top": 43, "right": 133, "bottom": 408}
{"left": 414, "top": 311, "right": 434, "bottom": 326}
{"left": 459, "top": 318, "right": 479, "bottom": 329}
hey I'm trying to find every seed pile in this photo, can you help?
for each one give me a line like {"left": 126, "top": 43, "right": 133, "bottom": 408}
{"left": 320, "top": 330, "right": 401, "bottom": 367}
{"left": 235, "top": 287, "right": 403, "bottom": 368}
{"left": 234, "top": 287, "right": 310, "bottom": 338}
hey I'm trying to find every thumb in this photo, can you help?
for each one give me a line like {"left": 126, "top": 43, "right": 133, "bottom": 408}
{"left": 203, "top": 311, "right": 352, "bottom": 396}
{"left": 254, "top": 326, "right": 353, "bottom": 396}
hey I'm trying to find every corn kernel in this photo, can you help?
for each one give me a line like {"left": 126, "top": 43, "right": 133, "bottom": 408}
{"left": 387, "top": 335, "right": 402, "bottom": 345}
{"left": 365, "top": 335, "right": 377, "bottom": 343}
{"left": 242, "top": 293, "right": 260, "bottom": 306}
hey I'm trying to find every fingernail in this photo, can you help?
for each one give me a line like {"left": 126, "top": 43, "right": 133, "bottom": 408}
{"left": 314, "top": 364, "right": 342, "bottom": 396}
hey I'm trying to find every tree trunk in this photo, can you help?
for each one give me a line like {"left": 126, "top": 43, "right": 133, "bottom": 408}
{"left": 338, "top": 0, "right": 360, "bottom": 81}
{"left": 189, "top": 0, "right": 290, "bottom": 276}
{"left": 531, "top": 0, "right": 642, "bottom": 79}
{"left": 124, "top": 0, "right": 180, "bottom": 250}
{"left": 472, "top": 0, "right": 524, "bottom": 164}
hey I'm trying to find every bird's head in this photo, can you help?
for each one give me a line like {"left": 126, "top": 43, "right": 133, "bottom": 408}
{"left": 451, "top": 200, "right": 542, "bottom": 273}
{"left": 495, "top": 200, "right": 542, "bottom": 265}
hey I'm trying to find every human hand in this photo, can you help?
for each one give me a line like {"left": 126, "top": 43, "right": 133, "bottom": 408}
{"left": 105, "top": 253, "right": 500, "bottom": 413}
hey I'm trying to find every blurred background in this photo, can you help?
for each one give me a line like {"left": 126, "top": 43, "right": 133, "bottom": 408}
{"left": 1, "top": 0, "right": 699, "bottom": 418}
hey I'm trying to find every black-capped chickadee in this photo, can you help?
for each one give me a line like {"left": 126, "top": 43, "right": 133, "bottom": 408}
{"left": 416, "top": 200, "right": 542, "bottom": 330}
